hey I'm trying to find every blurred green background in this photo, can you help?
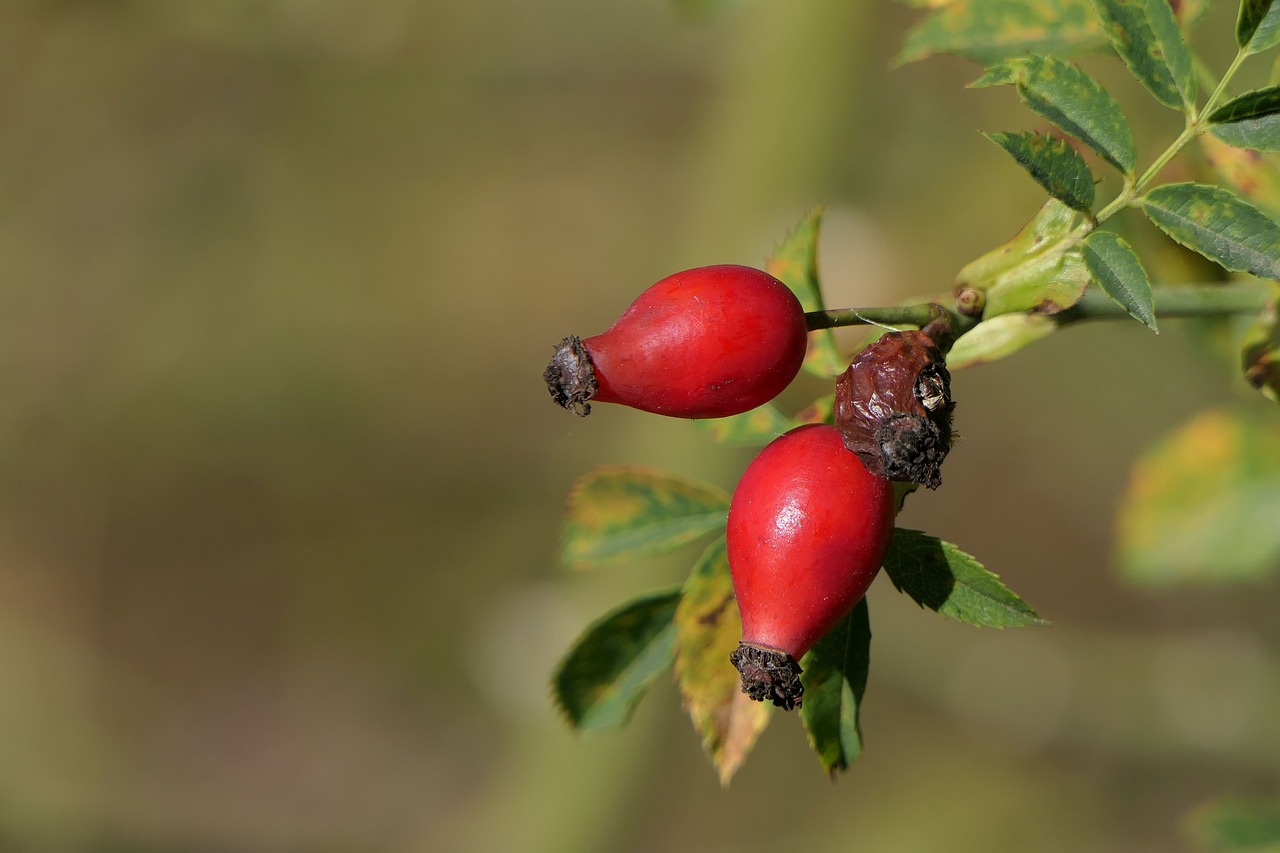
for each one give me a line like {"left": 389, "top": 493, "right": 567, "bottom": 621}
{"left": 2, "top": 1, "right": 1279, "bottom": 851}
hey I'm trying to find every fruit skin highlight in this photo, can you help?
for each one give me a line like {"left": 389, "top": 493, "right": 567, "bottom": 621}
{"left": 726, "top": 424, "right": 895, "bottom": 710}
{"left": 544, "top": 264, "right": 808, "bottom": 419}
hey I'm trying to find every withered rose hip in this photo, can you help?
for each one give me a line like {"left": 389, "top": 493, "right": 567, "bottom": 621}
{"left": 727, "top": 424, "right": 895, "bottom": 710}
{"left": 835, "top": 330, "right": 954, "bottom": 489}
{"left": 544, "top": 265, "right": 808, "bottom": 419}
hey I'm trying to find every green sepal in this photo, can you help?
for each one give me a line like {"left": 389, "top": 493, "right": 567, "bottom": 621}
{"left": 946, "top": 313, "right": 1058, "bottom": 369}
{"left": 954, "top": 198, "right": 1092, "bottom": 317}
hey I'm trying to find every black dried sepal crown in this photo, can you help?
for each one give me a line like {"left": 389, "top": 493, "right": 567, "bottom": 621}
{"left": 544, "top": 335, "right": 598, "bottom": 416}
{"left": 835, "top": 331, "right": 954, "bottom": 489}
{"left": 729, "top": 642, "right": 804, "bottom": 711}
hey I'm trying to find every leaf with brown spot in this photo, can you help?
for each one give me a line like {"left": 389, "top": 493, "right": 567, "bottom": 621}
{"left": 674, "top": 536, "right": 771, "bottom": 785}
{"left": 1242, "top": 285, "right": 1280, "bottom": 403}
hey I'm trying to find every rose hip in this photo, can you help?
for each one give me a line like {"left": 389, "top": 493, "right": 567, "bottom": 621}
{"left": 544, "top": 265, "right": 808, "bottom": 419}
{"left": 727, "top": 424, "right": 895, "bottom": 710}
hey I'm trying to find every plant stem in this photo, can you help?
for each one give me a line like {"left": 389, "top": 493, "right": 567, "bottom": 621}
{"left": 808, "top": 282, "right": 1269, "bottom": 333}
{"left": 1095, "top": 47, "right": 1250, "bottom": 224}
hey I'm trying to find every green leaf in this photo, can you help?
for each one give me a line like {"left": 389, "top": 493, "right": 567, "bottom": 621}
{"left": 561, "top": 466, "right": 729, "bottom": 566}
{"left": 946, "top": 313, "right": 1058, "bottom": 369}
{"left": 984, "top": 130, "right": 1097, "bottom": 212}
{"left": 1186, "top": 795, "right": 1280, "bottom": 850}
{"left": 766, "top": 207, "right": 845, "bottom": 379}
{"left": 1242, "top": 284, "right": 1280, "bottom": 402}
{"left": 896, "top": 0, "right": 1109, "bottom": 66}
{"left": 551, "top": 588, "right": 681, "bottom": 731}
{"left": 1117, "top": 409, "right": 1280, "bottom": 584}
{"left": 954, "top": 198, "right": 1093, "bottom": 317}
{"left": 973, "top": 54, "right": 1137, "bottom": 174}
{"left": 1082, "top": 231, "right": 1158, "bottom": 331}
{"left": 795, "top": 393, "right": 836, "bottom": 426}
{"left": 1200, "top": 136, "right": 1280, "bottom": 219}
{"left": 695, "top": 404, "right": 796, "bottom": 447}
{"left": 883, "top": 528, "right": 1047, "bottom": 628}
{"left": 798, "top": 600, "right": 871, "bottom": 778}
{"left": 1210, "top": 87, "right": 1280, "bottom": 152}
{"left": 1140, "top": 183, "right": 1280, "bottom": 281}
{"left": 1239, "top": 0, "right": 1280, "bottom": 52}
{"left": 674, "top": 537, "right": 771, "bottom": 786}
{"left": 1093, "top": 0, "right": 1196, "bottom": 110}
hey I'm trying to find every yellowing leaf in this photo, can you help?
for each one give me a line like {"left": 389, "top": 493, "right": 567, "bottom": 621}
{"left": 673, "top": 537, "right": 771, "bottom": 786}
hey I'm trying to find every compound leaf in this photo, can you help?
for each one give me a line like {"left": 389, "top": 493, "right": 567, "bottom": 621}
{"left": 798, "top": 600, "right": 871, "bottom": 778}
{"left": 1140, "top": 183, "right": 1280, "bottom": 281}
{"left": 1117, "top": 409, "right": 1280, "bottom": 584}
{"left": 1209, "top": 86, "right": 1280, "bottom": 152}
{"left": 897, "top": 0, "right": 1108, "bottom": 66}
{"left": 974, "top": 54, "right": 1136, "bottom": 174}
{"left": 767, "top": 207, "right": 845, "bottom": 378}
{"left": 552, "top": 587, "right": 682, "bottom": 731}
{"left": 674, "top": 537, "right": 770, "bottom": 786}
{"left": 561, "top": 466, "right": 729, "bottom": 566}
{"left": 1239, "top": 0, "right": 1280, "bottom": 52}
{"left": 985, "top": 130, "right": 1097, "bottom": 211}
{"left": 883, "top": 528, "right": 1046, "bottom": 628}
{"left": 1082, "top": 230, "right": 1157, "bottom": 331}
{"left": 1093, "top": 0, "right": 1196, "bottom": 110}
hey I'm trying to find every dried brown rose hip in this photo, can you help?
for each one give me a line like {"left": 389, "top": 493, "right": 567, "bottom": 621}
{"left": 544, "top": 265, "right": 808, "bottom": 419}
{"left": 835, "top": 330, "right": 954, "bottom": 489}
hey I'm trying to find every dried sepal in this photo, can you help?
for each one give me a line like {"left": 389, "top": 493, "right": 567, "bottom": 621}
{"left": 544, "top": 335, "right": 598, "bottom": 416}
{"left": 729, "top": 642, "right": 804, "bottom": 710}
{"left": 835, "top": 331, "right": 955, "bottom": 489}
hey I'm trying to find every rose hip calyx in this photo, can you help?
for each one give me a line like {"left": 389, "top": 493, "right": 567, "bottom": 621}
{"left": 728, "top": 642, "right": 804, "bottom": 710}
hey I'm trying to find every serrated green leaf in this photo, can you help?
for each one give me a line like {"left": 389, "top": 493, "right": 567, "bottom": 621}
{"left": 1239, "top": 0, "right": 1280, "bottom": 52}
{"left": 946, "top": 313, "right": 1058, "bottom": 368}
{"left": 1210, "top": 87, "right": 1280, "bottom": 152}
{"left": 1200, "top": 136, "right": 1280, "bottom": 218}
{"left": 674, "top": 536, "right": 771, "bottom": 786}
{"left": 552, "top": 588, "right": 681, "bottom": 731}
{"left": 1186, "top": 795, "right": 1280, "bottom": 850}
{"left": 561, "top": 466, "right": 729, "bottom": 566}
{"left": 974, "top": 54, "right": 1136, "bottom": 174}
{"left": 1082, "top": 231, "right": 1158, "bottom": 330}
{"left": 955, "top": 198, "right": 1093, "bottom": 317}
{"left": 798, "top": 600, "right": 871, "bottom": 778}
{"left": 695, "top": 404, "right": 797, "bottom": 447}
{"left": 985, "top": 130, "right": 1097, "bottom": 211}
{"left": 1117, "top": 409, "right": 1280, "bottom": 584}
{"left": 897, "top": 0, "right": 1109, "bottom": 66}
{"left": 883, "top": 528, "right": 1046, "bottom": 628}
{"left": 766, "top": 207, "right": 844, "bottom": 379}
{"left": 1140, "top": 183, "right": 1280, "bottom": 281}
{"left": 1242, "top": 285, "right": 1280, "bottom": 402}
{"left": 1093, "top": 0, "right": 1196, "bottom": 110}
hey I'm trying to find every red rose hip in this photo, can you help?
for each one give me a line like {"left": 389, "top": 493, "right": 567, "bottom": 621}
{"left": 544, "top": 264, "right": 808, "bottom": 419}
{"left": 727, "top": 424, "right": 895, "bottom": 710}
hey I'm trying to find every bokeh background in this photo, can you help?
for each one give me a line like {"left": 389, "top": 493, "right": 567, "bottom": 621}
{"left": 3, "top": 1, "right": 1279, "bottom": 851}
